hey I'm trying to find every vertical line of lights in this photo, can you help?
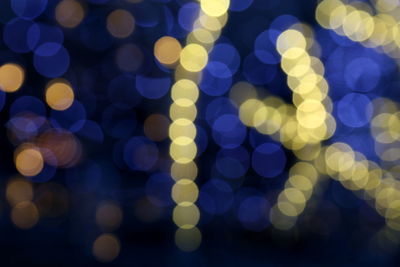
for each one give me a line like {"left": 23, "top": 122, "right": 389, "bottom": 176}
{"left": 169, "top": 0, "right": 230, "bottom": 252}
{"left": 270, "top": 25, "right": 335, "bottom": 229}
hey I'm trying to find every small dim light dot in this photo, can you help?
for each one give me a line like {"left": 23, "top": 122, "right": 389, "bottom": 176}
{"left": 11, "top": 201, "right": 39, "bottom": 229}
{"left": 45, "top": 79, "right": 75, "bottom": 111}
{"left": 95, "top": 201, "right": 123, "bottom": 231}
{"left": 0, "top": 63, "right": 25, "bottom": 93}
{"left": 6, "top": 178, "right": 33, "bottom": 207}
{"left": 154, "top": 36, "right": 182, "bottom": 65}
{"left": 107, "top": 9, "right": 135, "bottom": 39}
{"left": 92, "top": 234, "right": 121, "bottom": 263}
{"left": 144, "top": 114, "right": 170, "bottom": 142}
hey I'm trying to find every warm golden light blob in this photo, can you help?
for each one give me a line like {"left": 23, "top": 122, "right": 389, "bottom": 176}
{"left": 55, "top": 0, "right": 85, "bottom": 28}
{"left": 180, "top": 44, "right": 208, "bottom": 72}
{"left": 45, "top": 79, "right": 75, "bottom": 111}
{"left": 15, "top": 145, "right": 44, "bottom": 177}
{"left": 200, "top": 0, "right": 230, "bottom": 17}
{"left": 0, "top": 63, "right": 25, "bottom": 93}
{"left": 154, "top": 36, "right": 182, "bottom": 65}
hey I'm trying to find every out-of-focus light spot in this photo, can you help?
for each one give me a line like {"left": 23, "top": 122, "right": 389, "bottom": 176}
{"left": 230, "top": 81, "right": 257, "bottom": 107}
{"left": 254, "top": 30, "right": 280, "bottom": 64}
{"left": 276, "top": 29, "right": 307, "bottom": 55}
{"left": 209, "top": 43, "right": 241, "bottom": 76}
{"left": 269, "top": 15, "right": 300, "bottom": 44}
{"left": 212, "top": 114, "right": 246, "bottom": 148}
{"left": 344, "top": 57, "right": 380, "bottom": 92}
{"left": 107, "top": 9, "right": 135, "bottom": 38}
{"left": 172, "top": 179, "right": 199, "bottom": 204}
{"left": 92, "top": 234, "right": 120, "bottom": 263}
{"left": 178, "top": 3, "right": 200, "bottom": 31}
{"left": 200, "top": 62, "right": 232, "bottom": 96}
{"left": 198, "top": 179, "right": 233, "bottom": 214}
{"left": 237, "top": 196, "right": 270, "bottom": 231}
{"left": 11, "top": 0, "right": 47, "bottom": 19}
{"left": 45, "top": 78, "right": 74, "bottom": 111}
{"left": 96, "top": 201, "right": 123, "bottom": 231}
{"left": 170, "top": 140, "right": 197, "bottom": 164}
{"left": 36, "top": 130, "right": 82, "bottom": 168}
{"left": 27, "top": 23, "right": 64, "bottom": 51}
{"left": 175, "top": 227, "right": 201, "bottom": 252}
{"left": 200, "top": 0, "right": 230, "bottom": 17}
{"left": 55, "top": 0, "right": 85, "bottom": 29}
{"left": 15, "top": 145, "right": 44, "bottom": 177}
{"left": 180, "top": 44, "right": 208, "bottom": 72}
{"left": 11, "top": 201, "right": 39, "bottom": 229}
{"left": 144, "top": 114, "right": 170, "bottom": 142}
{"left": 115, "top": 43, "right": 143, "bottom": 72}
{"left": 205, "top": 97, "right": 236, "bottom": 126}
{"left": 4, "top": 18, "right": 35, "bottom": 53}
{"left": 296, "top": 100, "right": 326, "bottom": 129}
{"left": 0, "top": 63, "right": 25, "bottom": 93}
{"left": 173, "top": 203, "right": 200, "bottom": 229}
{"left": 33, "top": 43, "right": 70, "bottom": 78}
{"left": 136, "top": 75, "right": 171, "bottom": 99}
{"left": 6, "top": 178, "right": 33, "bottom": 207}
{"left": 171, "top": 161, "right": 198, "bottom": 181}
{"left": 252, "top": 142, "right": 286, "bottom": 178}
{"left": 171, "top": 79, "right": 199, "bottom": 104}
{"left": 154, "top": 36, "right": 182, "bottom": 65}
{"left": 337, "top": 93, "right": 373, "bottom": 128}
{"left": 216, "top": 146, "right": 249, "bottom": 178}
{"left": 50, "top": 100, "right": 87, "bottom": 132}
{"left": 123, "top": 137, "right": 159, "bottom": 171}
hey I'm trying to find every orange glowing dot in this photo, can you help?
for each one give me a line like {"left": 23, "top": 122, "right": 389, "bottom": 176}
{"left": 45, "top": 78, "right": 75, "bottom": 111}
{"left": 154, "top": 36, "right": 182, "bottom": 65}
{"left": 55, "top": 0, "right": 85, "bottom": 28}
{"left": 107, "top": 9, "right": 135, "bottom": 38}
{"left": 0, "top": 63, "right": 25, "bottom": 93}
{"left": 11, "top": 201, "right": 39, "bottom": 229}
{"left": 15, "top": 146, "right": 44, "bottom": 177}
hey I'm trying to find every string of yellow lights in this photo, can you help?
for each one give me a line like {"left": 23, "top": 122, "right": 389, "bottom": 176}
{"left": 168, "top": 0, "right": 231, "bottom": 252}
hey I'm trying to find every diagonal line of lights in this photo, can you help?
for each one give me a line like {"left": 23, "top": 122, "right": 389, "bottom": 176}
{"left": 237, "top": 22, "right": 400, "bottom": 235}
